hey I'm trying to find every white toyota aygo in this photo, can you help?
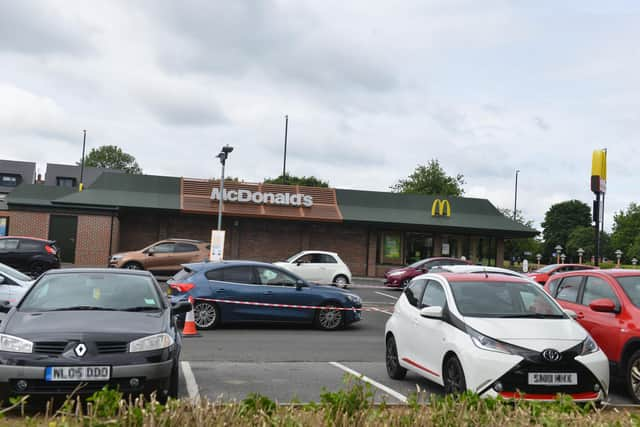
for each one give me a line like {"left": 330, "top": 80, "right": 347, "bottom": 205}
{"left": 385, "top": 273, "right": 609, "bottom": 402}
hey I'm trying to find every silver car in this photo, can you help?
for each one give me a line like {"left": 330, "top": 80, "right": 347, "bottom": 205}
{"left": 0, "top": 263, "right": 34, "bottom": 306}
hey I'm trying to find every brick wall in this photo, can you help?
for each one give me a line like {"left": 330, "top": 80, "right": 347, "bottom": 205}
{"left": 3, "top": 211, "right": 49, "bottom": 238}
{"left": 75, "top": 215, "right": 114, "bottom": 266}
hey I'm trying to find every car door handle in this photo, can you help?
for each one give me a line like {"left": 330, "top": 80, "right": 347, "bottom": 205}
{"left": 216, "top": 289, "right": 225, "bottom": 293}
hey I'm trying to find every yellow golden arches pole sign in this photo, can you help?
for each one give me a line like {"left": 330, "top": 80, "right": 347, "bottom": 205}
{"left": 591, "top": 149, "right": 607, "bottom": 267}
{"left": 431, "top": 199, "right": 451, "bottom": 217}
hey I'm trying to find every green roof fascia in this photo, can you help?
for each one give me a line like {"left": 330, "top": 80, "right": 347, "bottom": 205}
{"left": 6, "top": 184, "right": 75, "bottom": 208}
{"left": 336, "top": 189, "right": 538, "bottom": 238}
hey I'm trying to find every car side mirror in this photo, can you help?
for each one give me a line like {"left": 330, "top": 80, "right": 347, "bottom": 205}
{"left": 147, "top": 248, "right": 155, "bottom": 256}
{"left": 563, "top": 309, "right": 578, "bottom": 319}
{"left": 296, "top": 280, "right": 306, "bottom": 290}
{"left": 419, "top": 306, "right": 443, "bottom": 319}
{"left": 589, "top": 298, "right": 618, "bottom": 313}
{"left": 0, "top": 300, "right": 11, "bottom": 313}
{"left": 295, "top": 260, "right": 304, "bottom": 266}
{"left": 0, "top": 276, "right": 5, "bottom": 285}
{"left": 171, "top": 301, "right": 192, "bottom": 316}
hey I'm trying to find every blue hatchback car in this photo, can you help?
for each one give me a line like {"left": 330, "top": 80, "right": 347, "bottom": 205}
{"left": 168, "top": 261, "right": 362, "bottom": 331}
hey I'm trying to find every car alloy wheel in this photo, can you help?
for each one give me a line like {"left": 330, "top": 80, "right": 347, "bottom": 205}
{"left": 401, "top": 279, "right": 410, "bottom": 288}
{"left": 316, "top": 304, "right": 344, "bottom": 330}
{"left": 386, "top": 335, "right": 407, "bottom": 380}
{"left": 124, "top": 262, "right": 142, "bottom": 270}
{"left": 627, "top": 350, "right": 640, "bottom": 402}
{"left": 443, "top": 355, "right": 466, "bottom": 395}
{"left": 194, "top": 301, "right": 219, "bottom": 329}
{"left": 334, "top": 275, "right": 349, "bottom": 288}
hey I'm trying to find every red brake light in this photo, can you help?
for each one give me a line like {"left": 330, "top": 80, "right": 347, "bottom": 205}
{"left": 45, "top": 245, "right": 57, "bottom": 255}
{"left": 170, "top": 283, "right": 195, "bottom": 293}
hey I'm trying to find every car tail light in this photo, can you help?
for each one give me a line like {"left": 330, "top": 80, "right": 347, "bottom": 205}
{"left": 44, "top": 245, "right": 57, "bottom": 255}
{"left": 169, "top": 283, "right": 195, "bottom": 293}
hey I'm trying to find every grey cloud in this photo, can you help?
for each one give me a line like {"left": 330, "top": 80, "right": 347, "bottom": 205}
{"left": 534, "top": 116, "right": 550, "bottom": 131}
{"left": 0, "top": 1, "right": 93, "bottom": 55}
{"left": 139, "top": 93, "right": 227, "bottom": 127}
{"left": 148, "top": 1, "right": 396, "bottom": 93}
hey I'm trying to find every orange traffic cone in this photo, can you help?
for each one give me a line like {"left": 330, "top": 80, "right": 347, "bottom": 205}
{"left": 182, "top": 297, "right": 200, "bottom": 337}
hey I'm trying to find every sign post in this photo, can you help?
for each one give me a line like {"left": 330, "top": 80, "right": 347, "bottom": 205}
{"left": 209, "top": 230, "right": 226, "bottom": 262}
{"left": 591, "top": 149, "right": 607, "bottom": 266}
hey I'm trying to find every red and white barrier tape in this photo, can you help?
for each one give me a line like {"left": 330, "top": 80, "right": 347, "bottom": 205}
{"left": 193, "top": 297, "right": 387, "bottom": 312}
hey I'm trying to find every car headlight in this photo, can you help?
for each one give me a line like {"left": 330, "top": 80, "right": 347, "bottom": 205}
{"left": 580, "top": 335, "right": 599, "bottom": 355}
{"left": 110, "top": 255, "right": 123, "bottom": 262}
{"left": 467, "top": 327, "right": 523, "bottom": 355}
{"left": 129, "top": 333, "right": 174, "bottom": 353}
{"left": 0, "top": 334, "right": 33, "bottom": 353}
{"left": 388, "top": 271, "right": 404, "bottom": 277}
{"left": 345, "top": 294, "right": 361, "bottom": 304}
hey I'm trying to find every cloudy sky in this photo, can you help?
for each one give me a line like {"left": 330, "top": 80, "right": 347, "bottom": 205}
{"left": 1, "top": 0, "right": 638, "bottom": 230}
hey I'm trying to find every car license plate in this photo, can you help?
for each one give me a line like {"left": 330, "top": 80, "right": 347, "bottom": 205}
{"left": 45, "top": 366, "right": 110, "bottom": 382}
{"left": 528, "top": 372, "right": 577, "bottom": 385}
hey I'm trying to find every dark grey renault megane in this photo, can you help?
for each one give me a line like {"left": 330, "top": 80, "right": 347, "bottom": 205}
{"left": 0, "top": 269, "right": 190, "bottom": 402}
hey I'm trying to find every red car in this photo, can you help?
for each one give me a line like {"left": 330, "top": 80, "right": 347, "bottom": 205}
{"left": 384, "top": 257, "right": 470, "bottom": 288}
{"left": 527, "top": 263, "right": 597, "bottom": 285}
{"left": 544, "top": 269, "right": 640, "bottom": 402}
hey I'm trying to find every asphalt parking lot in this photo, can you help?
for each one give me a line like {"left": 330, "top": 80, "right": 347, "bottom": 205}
{"left": 177, "top": 281, "right": 635, "bottom": 405}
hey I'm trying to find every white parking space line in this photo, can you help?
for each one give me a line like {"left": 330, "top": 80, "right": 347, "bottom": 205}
{"left": 375, "top": 291, "right": 399, "bottom": 300}
{"left": 329, "top": 361, "right": 407, "bottom": 403}
{"left": 181, "top": 361, "right": 200, "bottom": 401}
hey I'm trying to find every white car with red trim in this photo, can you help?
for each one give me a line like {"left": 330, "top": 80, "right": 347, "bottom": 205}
{"left": 384, "top": 272, "right": 609, "bottom": 402}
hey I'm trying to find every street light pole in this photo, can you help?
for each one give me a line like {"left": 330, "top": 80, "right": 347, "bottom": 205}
{"left": 80, "top": 130, "right": 87, "bottom": 191}
{"left": 216, "top": 145, "right": 234, "bottom": 230}
{"left": 282, "top": 115, "right": 288, "bottom": 184}
{"left": 513, "top": 169, "right": 520, "bottom": 221}
{"left": 555, "top": 245, "right": 563, "bottom": 265}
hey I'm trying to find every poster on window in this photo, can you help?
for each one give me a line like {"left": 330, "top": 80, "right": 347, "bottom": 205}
{"left": 442, "top": 243, "right": 450, "bottom": 256}
{"left": 0, "top": 218, "right": 7, "bottom": 237}
{"left": 209, "top": 230, "right": 225, "bottom": 262}
{"left": 383, "top": 234, "right": 401, "bottom": 261}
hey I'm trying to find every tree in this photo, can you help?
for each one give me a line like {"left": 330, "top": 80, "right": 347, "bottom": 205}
{"left": 264, "top": 174, "right": 329, "bottom": 187}
{"left": 541, "top": 200, "right": 591, "bottom": 257}
{"left": 391, "top": 159, "right": 465, "bottom": 196}
{"left": 565, "top": 226, "right": 611, "bottom": 262}
{"left": 498, "top": 208, "right": 542, "bottom": 261}
{"left": 611, "top": 203, "right": 640, "bottom": 260}
{"left": 79, "top": 145, "right": 142, "bottom": 174}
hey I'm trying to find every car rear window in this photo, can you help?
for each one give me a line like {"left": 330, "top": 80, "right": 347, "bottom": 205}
{"left": 172, "top": 267, "right": 195, "bottom": 282}
{"left": 20, "top": 273, "right": 162, "bottom": 312}
{"left": 616, "top": 276, "right": 640, "bottom": 308}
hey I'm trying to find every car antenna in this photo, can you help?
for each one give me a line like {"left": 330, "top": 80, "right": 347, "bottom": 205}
{"left": 484, "top": 267, "right": 488, "bottom": 279}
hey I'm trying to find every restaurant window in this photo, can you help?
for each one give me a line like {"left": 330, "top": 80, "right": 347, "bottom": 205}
{"left": 380, "top": 232, "right": 402, "bottom": 265}
{"left": 56, "top": 177, "right": 77, "bottom": 188}
{"left": 0, "top": 217, "right": 7, "bottom": 236}
{"left": 477, "top": 237, "right": 497, "bottom": 266}
{"left": 404, "top": 232, "right": 433, "bottom": 264}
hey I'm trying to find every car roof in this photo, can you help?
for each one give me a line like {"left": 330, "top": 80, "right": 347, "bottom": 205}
{"left": 555, "top": 269, "right": 640, "bottom": 278}
{"left": 428, "top": 272, "right": 532, "bottom": 283}
{"left": 182, "top": 260, "right": 277, "bottom": 271}
{"left": 43, "top": 268, "right": 153, "bottom": 277}
{"left": 436, "top": 265, "right": 525, "bottom": 275}
{"left": 164, "top": 238, "right": 205, "bottom": 244}
{"left": 297, "top": 250, "right": 339, "bottom": 256}
{"left": 0, "top": 236, "right": 52, "bottom": 242}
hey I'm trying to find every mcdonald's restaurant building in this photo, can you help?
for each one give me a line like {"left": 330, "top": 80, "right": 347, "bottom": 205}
{"left": 4, "top": 173, "right": 537, "bottom": 277}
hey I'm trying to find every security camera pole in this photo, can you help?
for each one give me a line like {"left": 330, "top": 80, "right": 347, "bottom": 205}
{"left": 216, "top": 145, "right": 234, "bottom": 230}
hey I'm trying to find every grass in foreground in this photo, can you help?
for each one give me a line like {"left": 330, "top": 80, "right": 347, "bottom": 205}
{"left": 0, "top": 377, "right": 638, "bottom": 426}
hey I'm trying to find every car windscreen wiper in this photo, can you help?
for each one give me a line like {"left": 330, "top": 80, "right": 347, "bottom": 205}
{"left": 498, "top": 313, "right": 566, "bottom": 319}
{"left": 50, "top": 306, "right": 117, "bottom": 311}
{"left": 121, "top": 306, "right": 161, "bottom": 312}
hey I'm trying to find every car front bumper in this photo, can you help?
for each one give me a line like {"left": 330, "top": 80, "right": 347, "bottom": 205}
{"left": 0, "top": 360, "right": 174, "bottom": 397}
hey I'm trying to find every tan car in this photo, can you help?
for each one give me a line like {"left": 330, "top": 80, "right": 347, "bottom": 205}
{"left": 109, "top": 239, "right": 210, "bottom": 274}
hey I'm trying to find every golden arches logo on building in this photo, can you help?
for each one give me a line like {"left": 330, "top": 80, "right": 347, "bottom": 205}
{"left": 431, "top": 199, "right": 451, "bottom": 217}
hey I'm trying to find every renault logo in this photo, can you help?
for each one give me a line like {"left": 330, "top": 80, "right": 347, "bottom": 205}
{"left": 541, "top": 348, "right": 561, "bottom": 362}
{"left": 431, "top": 199, "right": 451, "bottom": 217}
{"left": 74, "top": 343, "right": 87, "bottom": 357}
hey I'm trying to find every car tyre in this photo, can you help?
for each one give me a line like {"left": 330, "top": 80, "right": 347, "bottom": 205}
{"left": 193, "top": 301, "right": 220, "bottom": 330}
{"left": 401, "top": 278, "right": 411, "bottom": 288}
{"left": 29, "top": 261, "right": 47, "bottom": 277}
{"left": 386, "top": 335, "right": 407, "bottom": 380}
{"left": 123, "top": 262, "right": 143, "bottom": 270}
{"left": 333, "top": 275, "right": 349, "bottom": 289}
{"left": 626, "top": 350, "right": 640, "bottom": 403}
{"left": 443, "top": 355, "right": 466, "bottom": 395}
{"left": 166, "top": 361, "right": 179, "bottom": 401}
{"left": 315, "top": 303, "right": 344, "bottom": 331}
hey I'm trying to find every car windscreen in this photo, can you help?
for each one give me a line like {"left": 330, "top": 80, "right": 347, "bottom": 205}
{"left": 616, "top": 276, "right": 640, "bottom": 308}
{"left": 20, "top": 273, "right": 163, "bottom": 312}
{"left": 0, "top": 263, "right": 31, "bottom": 282}
{"left": 286, "top": 252, "right": 305, "bottom": 263}
{"left": 408, "top": 260, "right": 426, "bottom": 268}
{"left": 449, "top": 280, "right": 566, "bottom": 318}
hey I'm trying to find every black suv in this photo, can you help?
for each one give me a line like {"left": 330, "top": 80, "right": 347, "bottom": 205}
{"left": 0, "top": 237, "right": 61, "bottom": 277}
